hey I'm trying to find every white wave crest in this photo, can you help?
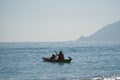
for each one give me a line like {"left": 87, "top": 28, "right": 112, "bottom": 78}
{"left": 92, "top": 75, "right": 120, "bottom": 80}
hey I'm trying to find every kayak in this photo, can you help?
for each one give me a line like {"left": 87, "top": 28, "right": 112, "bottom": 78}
{"left": 42, "top": 57, "right": 72, "bottom": 63}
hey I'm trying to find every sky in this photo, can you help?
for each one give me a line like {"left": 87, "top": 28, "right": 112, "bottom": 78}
{"left": 0, "top": 0, "right": 120, "bottom": 42}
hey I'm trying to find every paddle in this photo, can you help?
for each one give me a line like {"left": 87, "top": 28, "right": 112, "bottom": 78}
{"left": 54, "top": 50, "right": 57, "bottom": 54}
{"left": 54, "top": 50, "right": 59, "bottom": 55}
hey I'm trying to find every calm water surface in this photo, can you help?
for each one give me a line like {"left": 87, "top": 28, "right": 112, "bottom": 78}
{"left": 0, "top": 42, "right": 120, "bottom": 80}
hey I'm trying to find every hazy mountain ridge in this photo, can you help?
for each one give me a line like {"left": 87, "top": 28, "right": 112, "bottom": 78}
{"left": 77, "top": 21, "right": 120, "bottom": 41}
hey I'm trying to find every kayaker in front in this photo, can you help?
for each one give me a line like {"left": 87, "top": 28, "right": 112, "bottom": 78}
{"left": 57, "top": 51, "right": 64, "bottom": 61}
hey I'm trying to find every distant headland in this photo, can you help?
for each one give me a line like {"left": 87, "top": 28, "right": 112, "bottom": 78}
{"left": 77, "top": 21, "right": 120, "bottom": 41}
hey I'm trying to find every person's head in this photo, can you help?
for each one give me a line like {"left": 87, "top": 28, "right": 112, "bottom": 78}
{"left": 60, "top": 51, "right": 62, "bottom": 54}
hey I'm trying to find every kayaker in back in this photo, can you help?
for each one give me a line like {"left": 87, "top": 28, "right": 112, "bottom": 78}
{"left": 50, "top": 54, "right": 56, "bottom": 60}
{"left": 58, "top": 51, "right": 64, "bottom": 61}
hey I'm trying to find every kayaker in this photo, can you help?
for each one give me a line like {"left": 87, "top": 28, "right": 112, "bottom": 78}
{"left": 50, "top": 54, "right": 56, "bottom": 60}
{"left": 58, "top": 51, "right": 64, "bottom": 61}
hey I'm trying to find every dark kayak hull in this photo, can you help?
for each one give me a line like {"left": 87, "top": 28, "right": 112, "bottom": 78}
{"left": 42, "top": 57, "right": 72, "bottom": 63}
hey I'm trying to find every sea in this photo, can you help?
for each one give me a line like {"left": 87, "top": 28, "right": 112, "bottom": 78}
{"left": 0, "top": 41, "right": 120, "bottom": 80}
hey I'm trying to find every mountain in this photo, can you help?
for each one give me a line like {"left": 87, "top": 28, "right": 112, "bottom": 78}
{"left": 77, "top": 21, "right": 120, "bottom": 41}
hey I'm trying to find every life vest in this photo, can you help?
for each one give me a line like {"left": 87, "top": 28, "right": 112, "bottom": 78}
{"left": 58, "top": 53, "right": 64, "bottom": 60}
